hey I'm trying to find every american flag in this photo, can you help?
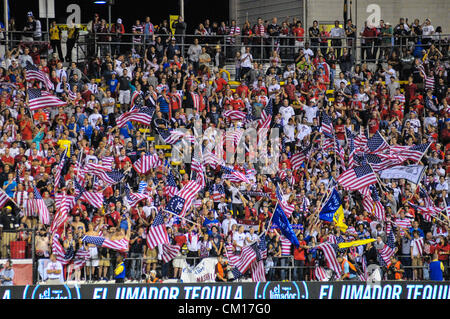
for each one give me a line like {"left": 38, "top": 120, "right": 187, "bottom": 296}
{"left": 84, "top": 163, "right": 124, "bottom": 185}
{"left": 317, "top": 242, "right": 342, "bottom": 277}
{"left": 124, "top": 184, "right": 149, "bottom": 207}
{"left": 314, "top": 266, "right": 329, "bottom": 281}
{"left": 54, "top": 147, "right": 68, "bottom": 189}
{"left": 361, "top": 185, "right": 386, "bottom": 221}
{"left": 73, "top": 247, "right": 91, "bottom": 269}
{"left": 27, "top": 88, "right": 67, "bottom": 111}
{"left": 50, "top": 193, "right": 70, "bottom": 235}
{"left": 133, "top": 153, "right": 162, "bottom": 174}
{"left": 230, "top": 244, "right": 257, "bottom": 274}
{"left": 203, "top": 151, "right": 224, "bottom": 168}
{"left": 223, "top": 109, "right": 247, "bottom": 121}
{"left": 346, "top": 128, "right": 357, "bottom": 169}
{"left": 389, "top": 143, "right": 430, "bottom": 163}
{"left": 259, "top": 97, "right": 273, "bottom": 129}
{"left": 33, "top": 186, "right": 50, "bottom": 225}
{"left": 412, "top": 237, "right": 424, "bottom": 256}
{"left": 394, "top": 218, "right": 411, "bottom": 235}
{"left": 82, "top": 235, "right": 129, "bottom": 252}
{"left": 165, "top": 180, "right": 202, "bottom": 218}
{"left": 276, "top": 184, "right": 294, "bottom": 218}
{"left": 225, "top": 129, "right": 244, "bottom": 148}
{"left": 409, "top": 186, "right": 442, "bottom": 222}
{"left": 291, "top": 144, "right": 312, "bottom": 170}
{"left": 161, "top": 243, "right": 181, "bottom": 263}
{"left": 221, "top": 165, "right": 251, "bottom": 184}
{"left": 366, "top": 131, "right": 390, "bottom": 154}
{"left": 334, "top": 137, "right": 346, "bottom": 168}
{"left": 74, "top": 179, "right": 104, "bottom": 209}
{"left": 210, "top": 183, "right": 225, "bottom": 202}
{"left": 146, "top": 210, "right": 169, "bottom": 249}
{"left": 358, "top": 255, "right": 368, "bottom": 281}
{"left": 357, "top": 153, "right": 405, "bottom": 172}
{"left": 166, "top": 170, "right": 179, "bottom": 197}
{"left": 115, "top": 105, "right": 155, "bottom": 128}
{"left": 378, "top": 226, "right": 396, "bottom": 267}
{"left": 251, "top": 260, "right": 266, "bottom": 282}
{"left": 55, "top": 193, "right": 77, "bottom": 211}
{"left": 337, "top": 164, "right": 377, "bottom": 191}
{"left": 0, "top": 188, "right": 10, "bottom": 209}
{"left": 52, "top": 233, "right": 74, "bottom": 266}
{"left": 24, "top": 62, "right": 54, "bottom": 91}
{"left": 159, "top": 128, "right": 186, "bottom": 145}
{"left": 100, "top": 156, "right": 115, "bottom": 170}
{"left": 321, "top": 112, "right": 334, "bottom": 136}
{"left": 354, "top": 131, "right": 368, "bottom": 151}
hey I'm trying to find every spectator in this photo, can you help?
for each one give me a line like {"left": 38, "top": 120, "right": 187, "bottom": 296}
{"left": 0, "top": 259, "right": 14, "bottom": 286}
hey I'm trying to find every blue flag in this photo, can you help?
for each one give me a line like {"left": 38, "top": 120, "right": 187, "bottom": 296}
{"left": 272, "top": 204, "right": 300, "bottom": 248}
{"left": 319, "top": 188, "right": 348, "bottom": 232}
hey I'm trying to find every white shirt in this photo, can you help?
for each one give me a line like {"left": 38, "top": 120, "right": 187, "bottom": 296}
{"left": 88, "top": 113, "right": 103, "bottom": 127}
{"left": 245, "top": 232, "right": 259, "bottom": 246}
{"left": 283, "top": 124, "right": 296, "bottom": 142}
{"left": 240, "top": 53, "right": 253, "bottom": 68}
{"left": 45, "top": 260, "right": 63, "bottom": 280}
{"left": 303, "top": 105, "right": 319, "bottom": 123}
{"left": 279, "top": 105, "right": 295, "bottom": 124}
{"left": 221, "top": 217, "right": 237, "bottom": 235}
{"left": 233, "top": 231, "right": 246, "bottom": 251}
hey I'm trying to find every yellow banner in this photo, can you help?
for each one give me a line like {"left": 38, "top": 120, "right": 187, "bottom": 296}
{"left": 169, "top": 15, "right": 179, "bottom": 35}
{"left": 338, "top": 238, "right": 376, "bottom": 249}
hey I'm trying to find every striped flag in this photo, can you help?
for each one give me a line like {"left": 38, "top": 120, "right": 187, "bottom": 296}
{"left": 291, "top": 144, "right": 312, "bottom": 170}
{"left": 165, "top": 180, "right": 202, "bottom": 218}
{"left": 321, "top": 112, "right": 334, "bottom": 136}
{"left": 354, "top": 131, "right": 368, "bottom": 151}
{"left": 409, "top": 186, "right": 442, "bottom": 221}
{"left": 357, "top": 153, "right": 406, "bottom": 172}
{"left": 251, "top": 260, "right": 266, "bottom": 282}
{"left": 259, "top": 97, "right": 273, "bottom": 129}
{"left": 82, "top": 235, "right": 129, "bottom": 252}
{"left": 314, "top": 266, "right": 329, "bottom": 281}
{"left": 346, "top": 128, "right": 357, "bottom": 169}
{"left": 33, "top": 186, "right": 50, "bottom": 225}
{"left": 115, "top": 105, "right": 155, "bottom": 128}
{"left": 210, "top": 183, "right": 225, "bottom": 202}
{"left": 412, "top": 237, "right": 424, "bottom": 256}
{"left": 85, "top": 163, "right": 124, "bottom": 185}
{"left": 337, "top": 164, "right": 378, "bottom": 191}
{"left": 28, "top": 88, "right": 67, "bottom": 111}
{"left": 378, "top": 227, "right": 396, "bottom": 267}
{"left": 54, "top": 148, "right": 68, "bottom": 189}
{"left": 124, "top": 185, "right": 149, "bottom": 208}
{"left": 223, "top": 109, "right": 247, "bottom": 121}
{"left": 317, "top": 242, "right": 342, "bottom": 277}
{"left": 161, "top": 243, "right": 181, "bottom": 263}
{"left": 0, "top": 188, "right": 10, "bottom": 209}
{"left": 221, "top": 165, "right": 251, "bottom": 184}
{"left": 361, "top": 185, "right": 386, "bottom": 221}
{"left": 389, "top": 143, "right": 430, "bottom": 163}
{"left": 276, "top": 184, "right": 294, "bottom": 218}
{"left": 146, "top": 210, "right": 169, "bottom": 249}
{"left": 74, "top": 179, "right": 104, "bottom": 209}
{"left": 50, "top": 193, "right": 70, "bottom": 235}
{"left": 366, "top": 131, "right": 390, "bottom": 154}
{"left": 230, "top": 244, "right": 257, "bottom": 274}
{"left": 166, "top": 170, "right": 179, "bottom": 197}
{"left": 24, "top": 62, "right": 54, "bottom": 90}
{"left": 73, "top": 247, "right": 91, "bottom": 269}
{"left": 52, "top": 233, "right": 74, "bottom": 266}
{"left": 133, "top": 153, "right": 162, "bottom": 174}
{"left": 159, "top": 128, "right": 187, "bottom": 145}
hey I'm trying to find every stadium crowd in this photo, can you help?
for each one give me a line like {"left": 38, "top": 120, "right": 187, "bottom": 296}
{"left": 0, "top": 11, "right": 448, "bottom": 285}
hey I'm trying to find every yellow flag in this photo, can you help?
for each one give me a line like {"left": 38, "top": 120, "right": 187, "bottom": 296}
{"left": 338, "top": 238, "right": 376, "bottom": 249}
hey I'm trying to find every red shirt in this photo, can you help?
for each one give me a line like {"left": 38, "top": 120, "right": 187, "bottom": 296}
{"left": 293, "top": 240, "right": 307, "bottom": 261}
{"left": 292, "top": 27, "right": 305, "bottom": 41}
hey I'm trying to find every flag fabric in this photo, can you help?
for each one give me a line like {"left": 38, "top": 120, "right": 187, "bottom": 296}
{"left": 314, "top": 266, "right": 329, "bottom": 281}
{"left": 354, "top": 131, "right": 368, "bottom": 151}
{"left": 378, "top": 226, "right": 396, "bottom": 267}
{"left": 361, "top": 185, "right": 386, "bottom": 221}
{"left": 54, "top": 147, "right": 68, "bottom": 188}
{"left": 24, "top": 62, "right": 54, "bottom": 90}
{"left": 271, "top": 204, "right": 300, "bottom": 248}
{"left": 290, "top": 144, "right": 311, "bottom": 170}
{"left": 166, "top": 170, "right": 179, "bottom": 197}
{"left": 50, "top": 193, "right": 70, "bottom": 235}
{"left": 52, "top": 233, "right": 74, "bottom": 266}
{"left": 85, "top": 163, "right": 124, "bottom": 185}
{"left": 74, "top": 179, "right": 104, "bottom": 209}
{"left": 317, "top": 242, "right": 342, "bottom": 277}
{"left": 146, "top": 211, "right": 169, "bottom": 249}
{"left": 160, "top": 243, "right": 181, "bottom": 263}
{"left": 223, "top": 109, "right": 247, "bottom": 121}
{"left": 412, "top": 237, "right": 424, "bottom": 256}
{"left": 165, "top": 180, "right": 202, "bottom": 218}
{"left": 210, "top": 183, "right": 225, "bottom": 202}
{"left": 321, "top": 112, "right": 334, "bottom": 136}
{"left": 337, "top": 164, "right": 378, "bottom": 191}
{"left": 124, "top": 185, "right": 149, "bottom": 208}
{"left": 275, "top": 184, "right": 294, "bottom": 218}
{"left": 221, "top": 165, "right": 251, "bottom": 184}
{"left": 389, "top": 143, "right": 430, "bottom": 163}
{"left": 408, "top": 186, "right": 442, "bottom": 221}
{"left": 0, "top": 188, "right": 10, "bottom": 209}
{"left": 73, "top": 247, "right": 91, "bottom": 269}
{"left": 319, "top": 188, "right": 348, "bottom": 232}
{"left": 251, "top": 259, "right": 266, "bottom": 282}
{"left": 231, "top": 244, "right": 257, "bottom": 274}
{"left": 379, "top": 165, "right": 425, "bottom": 184}
{"left": 366, "top": 130, "right": 390, "bottom": 153}
{"left": 115, "top": 105, "right": 155, "bottom": 128}
{"left": 33, "top": 186, "right": 50, "bottom": 225}
{"left": 82, "top": 235, "right": 129, "bottom": 252}
{"left": 258, "top": 98, "right": 273, "bottom": 129}
{"left": 346, "top": 128, "right": 357, "bottom": 169}
{"left": 133, "top": 153, "right": 162, "bottom": 174}
{"left": 159, "top": 128, "right": 187, "bottom": 145}
{"left": 28, "top": 88, "right": 67, "bottom": 111}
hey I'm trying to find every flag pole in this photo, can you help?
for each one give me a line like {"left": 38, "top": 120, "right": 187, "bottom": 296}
{"left": 163, "top": 209, "right": 198, "bottom": 226}
{"left": 416, "top": 142, "right": 431, "bottom": 165}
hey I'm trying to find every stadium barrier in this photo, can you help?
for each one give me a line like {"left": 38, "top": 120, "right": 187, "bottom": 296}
{"left": 0, "top": 281, "right": 448, "bottom": 299}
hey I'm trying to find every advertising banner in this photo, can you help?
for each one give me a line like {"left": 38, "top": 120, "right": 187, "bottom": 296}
{"left": 1, "top": 281, "right": 449, "bottom": 300}
{"left": 181, "top": 258, "right": 218, "bottom": 283}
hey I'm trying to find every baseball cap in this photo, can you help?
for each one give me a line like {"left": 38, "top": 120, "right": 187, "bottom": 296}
{"left": 117, "top": 18, "right": 122, "bottom": 24}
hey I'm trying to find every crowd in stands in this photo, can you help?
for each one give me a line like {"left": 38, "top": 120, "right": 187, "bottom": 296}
{"left": 0, "top": 10, "right": 448, "bottom": 284}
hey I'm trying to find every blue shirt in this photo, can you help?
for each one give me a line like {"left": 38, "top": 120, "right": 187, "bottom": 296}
{"left": 109, "top": 78, "right": 119, "bottom": 93}
{"left": 3, "top": 180, "right": 16, "bottom": 197}
{"left": 119, "top": 122, "right": 133, "bottom": 138}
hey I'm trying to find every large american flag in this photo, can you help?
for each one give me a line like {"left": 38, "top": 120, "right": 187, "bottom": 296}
{"left": 82, "top": 235, "right": 129, "bottom": 252}
{"left": 24, "top": 62, "right": 54, "bottom": 91}
{"left": 133, "top": 153, "right": 162, "bottom": 174}
{"left": 317, "top": 242, "right": 342, "bottom": 278}
{"left": 361, "top": 185, "right": 386, "bottom": 221}
{"left": 366, "top": 130, "right": 390, "bottom": 154}
{"left": 166, "top": 170, "right": 179, "bottom": 197}
{"left": 146, "top": 210, "right": 169, "bottom": 249}
{"left": 115, "top": 105, "right": 155, "bottom": 128}
{"left": 389, "top": 143, "right": 430, "bottom": 163}
{"left": 226, "top": 244, "right": 257, "bottom": 275}
{"left": 28, "top": 88, "right": 67, "bottom": 111}
{"left": 337, "top": 164, "right": 378, "bottom": 191}
{"left": 50, "top": 193, "right": 70, "bottom": 235}
{"left": 165, "top": 180, "right": 202, "bottom": 218}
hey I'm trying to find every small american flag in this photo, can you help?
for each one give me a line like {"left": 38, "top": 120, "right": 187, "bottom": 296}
{"left": 317, "top": 243, "right": 342, "bottom": 277}
{"left": 33, "top": 186, "right": 50, "bottom": 225}
{"left": 159, "top": 128, "right": 186, "bottom": 145}
{"left": 52, "top": 233, "right": 74, "bottom": 266}
{"left": 337, "top": 164, "right": 377, "bottom": 191}
{"left": 24, "top": 62, "right": 54, "bottom": 91}
{"left": 166, "top": 170, "right": 178, "bottom": 197}
{"left": 0, "top": 188, "right": 10, "bottom": 209}
{"left": 50, "top": 193, "right": 70, "bottom": 235}
{"left": 258, "top": 97, "right": 273, "bottom": 129}
{"left": 165, "top": 180, "right": 202, "bottom": 218}
{"left": 27, "top": 88, "right": 67, "bottom": 111}
{"left": 378, "top": 226, "right": 396, "bottom": 267}
{"left": 210, "top": 183, "right": 225, "bottom": 202}
{"left": 276, "top": 184, "right": 294, "bottom": 218}
{"left": 146, "top": 210, "right": 169, "bottom": 249}
{"left": 133, "top": 153, "right": 162, "bottom": 174}
{"left": 74, "top": 179, "right": 104, "bottom": 209}
{"left": 361, "top": 185, "right": 386, "bottom": 221}
{"left": 221, "top": 165, "right": 251, "bottom": 184}
{"left": 321, "top": 112, "right": 334, "bottom": 136}
{"left": 54, "top": 147, "right": 68, "bottom": 189}
{"left": 124, "top": 185, "right": 149, "bottom": 207}
{"left": 315, "top": 266, "right": 329, "bottom": 281}
{"left": 82, "top": 235, "right": 129, "bottom": 252}
{"left": 161, "top": 243, "right": 181, "bottom": 263}
{"left": 115, "top": 105, "right": 155, "bottom": 128}
{"left": 223, "top": 109, "right": 247, "bottom": 121}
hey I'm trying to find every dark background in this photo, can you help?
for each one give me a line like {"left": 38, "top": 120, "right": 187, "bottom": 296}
{"left": 6, "top": 0, "right": 229, "bottom": 33}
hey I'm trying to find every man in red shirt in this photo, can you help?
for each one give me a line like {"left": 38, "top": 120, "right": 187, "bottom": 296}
{"left": 292, "top": 21, "right": 305, "bottom": 51}
{"left": 293, "top": 232, "right": 309, "bottom": 281}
